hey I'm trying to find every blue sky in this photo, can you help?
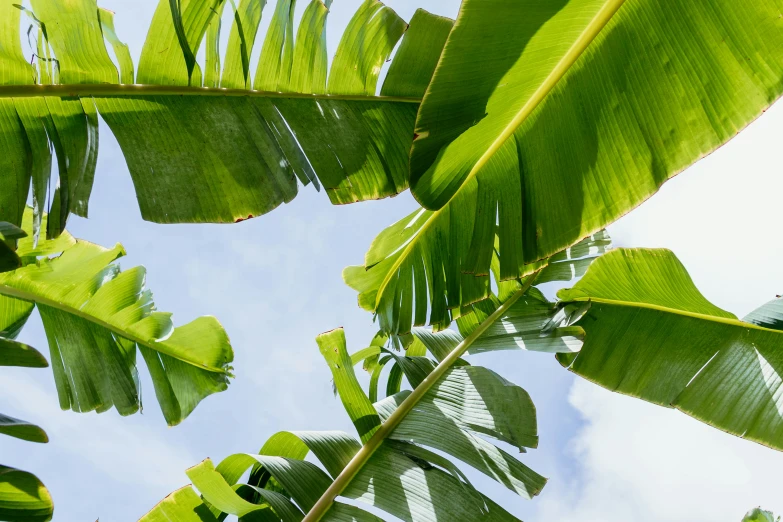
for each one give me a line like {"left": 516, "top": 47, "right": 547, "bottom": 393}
{"left": 1, "top": 0, "right": 783, "bottom": 520}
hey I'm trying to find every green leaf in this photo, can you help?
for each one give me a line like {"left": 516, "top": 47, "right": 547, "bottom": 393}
{"left": 743, "top": 509, "right": 779, "bottom": 522}
{"left": 326, "top": 0, "right": 406, "bottom": 96}
{"left": 222, "top": 0, "right": 265, "bottom": 90}
{"left": 0, "top": 215, "right": 233, "bottom": 425}
{"left": 289, "top": 0, "right": 329, "bottom": 94}
{"left": 377, "top": 392, "right": 544, "bottom": 500}
{"left": 0, "top": 243, "right": 21, "bottom": 274}
{"left": 140, "top": 485, "right": 218, "bottom": 522}
{"left": 0, "top": 413, "right": 48, "bottom": 444}
{"left": 345, "top": 201, "right": 609, "bottom": 334}
{"left": 380, "top": 10, "right": 454, "bottom": 99}
{"left": 0, "top": 1, "right": 450, "bottom": 235}
{"left": 98, "top": 8, "right": 135, "bottom": 85}
{"left": 558, "top": 248, "right": 783, "bottom": 451}
{"left": 407, "top": 0, "right": 783, "bottom": 273}
{"left": 0, "top": 338, "right": 48, "bottom": 368}
{"left": 317, "top": 328, "right": 381, "bottom": 443}
{"left": 0, "top": 465, "right": 53, "bottom": 522}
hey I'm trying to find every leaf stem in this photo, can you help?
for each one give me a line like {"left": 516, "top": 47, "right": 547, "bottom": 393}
{"left": 0, "top": 84, "right": 422, "bottom": 103}
{"left": 303, "top": 271, "right": 541, "bottom": 522}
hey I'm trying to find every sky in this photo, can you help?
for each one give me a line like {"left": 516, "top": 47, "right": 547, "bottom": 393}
{"left": 1, "top": 0, "right": 783, "bottom": 520}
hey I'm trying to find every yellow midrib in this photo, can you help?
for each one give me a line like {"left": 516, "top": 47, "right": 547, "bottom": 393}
{"left": 0, "top": 281, "right": 229, "bottom": 374}
{"left": 0, "top": 83, "right": 422, "bottom": 103}
{"left": 459, "top": 0, "right": 628, "bottom": 195}
{"left": 568, "top": 296, "right": 781, "bottom": 335}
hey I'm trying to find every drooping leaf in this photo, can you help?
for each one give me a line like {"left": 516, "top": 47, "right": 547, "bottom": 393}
{"left": 0, "top": 413, "right": 48, "bottom": 444}
{"left": 408, "top": 0, "right": 783, "bottom": 272}
{"left": 0, "top": 211, "right": 234, "bottom": 426}
{"left": 557, "top": 248, "right": 783, "bottom": 452}
{"left": 0, "top": 1, "right": 450, "bottom": 238}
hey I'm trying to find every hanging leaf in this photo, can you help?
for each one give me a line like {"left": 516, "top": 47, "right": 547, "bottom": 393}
{"left": 0, "top": 209, "right": 234, "bottom": 426}
{"left": 557, "top": 248, "right": 783, "bottom": 452}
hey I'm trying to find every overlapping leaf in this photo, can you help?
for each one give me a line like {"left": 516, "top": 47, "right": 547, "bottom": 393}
{"left": 556, "top": 248, "right": 783, "bottom": 452}
{"left": 345, "top": 213, "right": 610, "bottom": 335}
{"left": 0, "top": 0, "right": 452, "bottom": 238}
{"left": 142, "top": 326, "right": 547, "bottom": 521}
{"left": 404, "top": 0, "right": 783, "bottom": 282}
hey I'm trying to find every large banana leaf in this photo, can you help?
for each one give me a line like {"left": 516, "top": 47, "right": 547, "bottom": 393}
{"left": 0, "top": 210, "right": 234, "bottom": 426}
{"left": 555, "top": 248, "right": 783, "bottom": 452}
{"left": 141, "top": 312, "right": 559, "bottom": 521}
{"left": 0, "top": 0, "right": 452, "bottom": 240}
{"left": 401, "top": 0, "right": 783, "bottom": 287}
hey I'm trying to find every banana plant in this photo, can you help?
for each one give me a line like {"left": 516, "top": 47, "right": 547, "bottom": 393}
{"left": 141, "top": 325, "right": 551, "bottom": 522}
{"left": 0, "top": 0, "right": 452, "bottom": 241}
{"left": 0, "top": 222, "right": 53, "bottom": 522}
{"left": 138, "top": 232, "right": 613, "bottom": 521}
{"left": 0, "top": 210, "right": 234, "bottom": 426}
{"left": 353, "top": 0, "right": 783, "bottom": 327}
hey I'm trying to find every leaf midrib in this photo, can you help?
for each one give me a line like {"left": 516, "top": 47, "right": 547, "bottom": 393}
{"left": 303, "top": 271, "right": 541, "bottom": 522}
{"left": 375, "top": 0, "right": 627, "bottom": 308}
{"left": 454, "top": 0, "right": 627, "bottom": 194}
{"left": 0, "top": 282, "right": 229, "bottom": 374}
{"left": 0, "top": 84, "right": 421, "bottom": 103}
{"left": 566, "top": 296, "right": 780, "bottom": 335}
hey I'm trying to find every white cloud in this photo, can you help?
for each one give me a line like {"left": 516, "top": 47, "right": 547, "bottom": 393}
{"left": 0, "top": 371, "right": 195, "bottom": 491}
{"left": 535, "top": 378, "right": 783, "bottom": 521}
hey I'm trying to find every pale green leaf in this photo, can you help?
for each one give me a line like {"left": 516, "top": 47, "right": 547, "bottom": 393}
{"left": 317, "top": 328, "right": 381, "bottom": 443}
{"left": 140, "top": 485, "right": 218, "bottom": 522}
{"left": 0, "top": 220, "right": 233, "bottom": 425}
